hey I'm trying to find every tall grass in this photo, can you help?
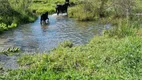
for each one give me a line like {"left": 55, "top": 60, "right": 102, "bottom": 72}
{"left": 103, "top": 19, "right": 140, "bottom": 38}
{"left": 0, "top": 0, "right": 142, "bottom": 79}
{"left": 1, "top": 20, "right": 142, "bottom": 79}
{"left": 28, "top": 0, "right": 80, "bottom": 14}
{"left": 69, "top": 0, "right": 142, "bottom": 21}
{"left": 1, "top": 35, "right": 142, "bottom": 80}
{"left": 29, "top": 0, "right": 65, "bottom": 14}
{"left": 0, "top": 0, "right": 37, "bottom": 33}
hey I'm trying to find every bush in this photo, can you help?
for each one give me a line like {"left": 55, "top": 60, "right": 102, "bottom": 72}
{"left": 0, "top": 23, "right": 17, "bottom": 33}
{"left": 103, "top": 19, "right": 139, "bottom": 38}
{"left": 2, "top": 36, "right": 142, "bottom": 80}
{"left": 0, "top": 0, "right": 36, "bottom": 31}
{"left": 69, "top": 0, "right": 140, "bottom": 21}
{"left": 59, "top": 41, "right": 73, "bottom": 48}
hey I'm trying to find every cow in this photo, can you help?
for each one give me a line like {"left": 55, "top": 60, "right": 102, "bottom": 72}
{"left": 40, "top": 12, "right": 49, "bottom": 25}
{"left": 65, "top": 0, "right": 69, "bottom": 3}
{"left": 56, "top": 2, "right": 70, "bottom": 15}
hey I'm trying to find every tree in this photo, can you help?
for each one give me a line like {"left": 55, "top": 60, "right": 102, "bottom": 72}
{"left": 8, "top": 0, "right": 33, "bottom": 12}
{"left": 99, "top": 0, "right": 108, "bottom": 17}
{"left": 0, "top": 0, "right": 13, "bottom": 16}
{"left": 112, "top": 0, "right": 135, "bottom": 17}
{"left": 82, "top": 0, "right": 109, "bottom": 18}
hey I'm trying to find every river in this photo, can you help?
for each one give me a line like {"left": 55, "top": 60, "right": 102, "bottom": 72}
{"left": 0, "top": 14, "right": 110, "bottom": 53}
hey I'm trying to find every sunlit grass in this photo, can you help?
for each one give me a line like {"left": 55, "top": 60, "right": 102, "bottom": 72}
{"left": 0, "top": 0, "right": 142, "bottom": 79}
{"left": 2, "top": 35, "right": 142, "bottom": 80}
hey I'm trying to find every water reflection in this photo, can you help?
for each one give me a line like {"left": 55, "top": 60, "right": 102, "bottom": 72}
{"left": 41, "top": 24, "right": 49, "bottom": 32}
{"left": 0, "top": 14, "right": 111, "bottom": 53}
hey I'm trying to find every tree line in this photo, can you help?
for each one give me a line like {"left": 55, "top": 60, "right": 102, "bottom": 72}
{"left": 69, "top": 0, "right": 141, "bottom": 21}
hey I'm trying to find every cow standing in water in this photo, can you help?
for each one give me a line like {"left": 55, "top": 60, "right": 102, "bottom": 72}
{"left": 40, "top": 12, "right": 49, "bottom": 25}
{"left": 56, "top": 0, "right": 70, "bottom": 15}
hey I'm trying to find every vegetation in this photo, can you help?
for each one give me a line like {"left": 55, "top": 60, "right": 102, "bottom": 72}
{"left": 1, "top": 20, "right": 142, "bottom": 79}
{"left": 68, "top": 0, "right": 142, "bottom": 21}
{"left": 28, "top": 0, "right": 78, "bottom": 14}
{"left": 1, "top": 34, "right": 142, "bottom": 79}
{"left": 0, "top": 0, "right": 36, "bottom": 33}
{"left": 0, "top": 0, "right": 78, "bottom": 33}
{"left": 0, "top": 47, "right": 20, "bottom": 56}
{"left": 0, "top": 0, "right": 142, "bottom": 80}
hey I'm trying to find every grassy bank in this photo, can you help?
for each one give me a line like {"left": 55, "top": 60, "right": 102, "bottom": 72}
{"left": 0, "top": 0, "right": 37, "bottom": 33}
{"left": 29, "top": 0, "right": 78, "bottom": 14}
{"left": 1, "top": 37, "right": 142, "bottom": 80}
{"left": 0, "top": 0, "right": 79, "bottom": 33}
{"left": 0, "top": 0, "right": 142, "bottom": 80}
{"left": 29, "top": 0, "right": 64, "bottom": 14}
{"left": 1, "top": 21, "right": 142, "bottom": 79}
{"left": 68, "top": 0, "right": 142, "bottom": 21}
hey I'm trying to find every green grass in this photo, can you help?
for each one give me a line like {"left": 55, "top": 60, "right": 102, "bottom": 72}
{"left": 0, "top": 0, "right": 37, "bottom": 33}
{"left": 68, "top": 5, "right": 96, "bottom": 21}
{"left": 103, "top": 19, "right": 140, "bottom": 38}
{"left": 68, "top": 0, "right": 142, "bottom": 21}
{"left": 1, "top": 34, "right": 142, "bottom": 80}
{"left": 0, "top": 23, "right": 17, "bottom": 33}
{"left": 29, "top": 3, "right": 56, "bottom": 14}
{"left": 0, "top": 0, "right": 142, "bottom": 79}
{"left": 1, "top": 17, "right": 141, "bottom": 79}
{"left": 29, "top": 0, "right": 65, "bottom": 14}
{"left": 0, "top": 47, "right": 20, "bottom": 56}
{"left": 29, "top": 0, "right": 80, "bottom": 14}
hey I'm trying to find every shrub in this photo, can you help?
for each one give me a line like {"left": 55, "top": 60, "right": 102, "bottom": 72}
{"left": 59, "top": 41, "right": 73, "bottom": 48}
{"left": 0, "top": 22, "right": 17, "bottom": 33}
{"left": 2, "top": 36, "right": 142, "bottom": 80}
{"left": 103, "top": 19, "right": 138, "bottom": 38}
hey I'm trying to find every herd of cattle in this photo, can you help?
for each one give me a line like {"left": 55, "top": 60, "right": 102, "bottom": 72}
{"left": 40, "top": 0, "right": 70, "bottom": 24}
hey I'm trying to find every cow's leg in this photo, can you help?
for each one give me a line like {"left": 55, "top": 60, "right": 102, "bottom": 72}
{"left": 56, "top": 8, "right": 59, "bottom": 15}
{"left": 40, "top": 19, "right": 42, "bottom": 24}
{"left": 57, "top": 9, "right": 60, "bottom": 15}
{"left": 42, "top": 20, "right": 46, "bottom": 25}
{"left": 65, "top": 8, "right": 68, "bottom": 15}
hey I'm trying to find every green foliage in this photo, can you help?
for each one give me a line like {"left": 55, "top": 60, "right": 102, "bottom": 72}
{"left": 17, "top": 54, "right": 41, "bottom": 66}
{"left": 69, "top": 4, "right": 96, "bottom": 21}
{"left": 0, "top": 23, "right": 7, "bottom": 32}
{"left": 28, "top": 0, "right": 64, "bottom": 14}
{"left": 69, "top": 0, "right": 141, "bottom": 21}
{"left": 103, "top": 19, "right": 141, "bottom": 38}
{"left": 0, "top": 0, "right": 36, "bottom": 32}
{"left": 1, "top": 35, "right": 141, "bottom": 80}
{"left": 0, "top": 47, "right": 20, "bottom": 56}
{"left": 0, "top": 0, "right": 142, "bottom": 79}
{"left": 59, "top": 41, "right": 73, "bottom": 48}
{"left": 0, "top": 23, "right": 17, "bottom": 33}
{"left": 29, "top": 0, "right": 79, "bottom": 14}
{"left": 69, "top": 0, "right": 98, "bottom": 21}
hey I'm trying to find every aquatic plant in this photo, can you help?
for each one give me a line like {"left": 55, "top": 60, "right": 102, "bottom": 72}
{"left": 0, "top": 47, "right": 21, "bottom": 56}
{"left": 103, "top": 19, "right": 139, "bottom": 38}
{"left": 59, "top": 41, "right": 73, "bottom": 48}
{"left": 0, "top": 23, "right": 17, "bottom": 33}
{"left": 0, "top": 0, "right": 36, "bottom": 32}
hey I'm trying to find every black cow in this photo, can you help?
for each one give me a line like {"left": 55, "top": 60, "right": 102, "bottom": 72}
{"left": 65, "top": 0, "right": 69, "bottom": 3}
{"left": 40, "top": 12, "right": 49, "bottom": 24}
{"left": 56, "top": 2, "right": 70, "bottom": 15}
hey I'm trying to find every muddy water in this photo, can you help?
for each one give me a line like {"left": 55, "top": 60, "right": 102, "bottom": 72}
{"left": 0, "top": 14, "right": 110, "bottom": 53}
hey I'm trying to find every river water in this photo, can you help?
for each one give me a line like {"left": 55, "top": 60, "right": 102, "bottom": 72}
{"left": 0, "top": 14, "right": 110, "bottom": 53}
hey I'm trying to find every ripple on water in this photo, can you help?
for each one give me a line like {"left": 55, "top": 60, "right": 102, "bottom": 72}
{"left": 0, "top": 14, "right": 111, "bottom": 53}
{"left": 0, "top": 14, "right": 111, "bottom": 70}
